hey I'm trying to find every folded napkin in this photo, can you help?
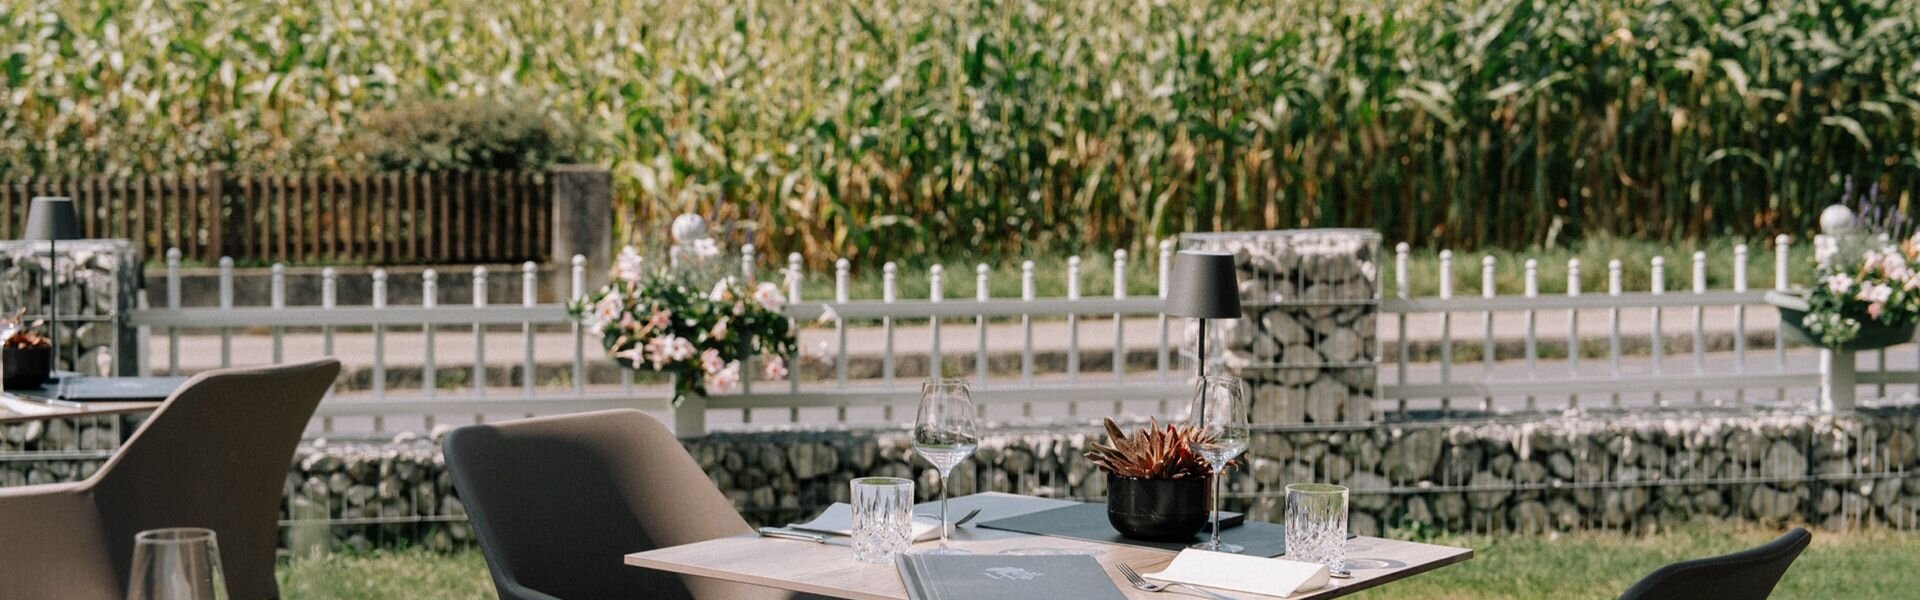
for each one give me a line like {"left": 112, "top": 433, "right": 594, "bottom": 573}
{"left": 1145, "top": 549, "right": 1330, "bottom": 598}
{"left": 790, "top": 503, "right": 944, "bottom": 542}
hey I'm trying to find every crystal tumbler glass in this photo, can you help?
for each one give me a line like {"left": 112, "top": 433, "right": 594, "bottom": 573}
{"left": 1285, "top": 483, "right": 1349, "bottom": 571}
{"left": 851, "top": 477, "right": 915, "bottom": 564}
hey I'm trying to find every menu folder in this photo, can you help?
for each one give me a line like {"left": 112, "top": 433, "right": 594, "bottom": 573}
{"left": 896, "top": 553, "right": 1126, "bottom": 600}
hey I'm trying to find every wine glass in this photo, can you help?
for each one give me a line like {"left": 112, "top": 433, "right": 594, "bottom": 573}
{"left": 912, "top": 378, "right": 978, "bottom": 555}
{"left": 129, "top": 528, "right": 228, "bottom": 600}
{"left": 1188, "top": 375, "right": 1250, "bottom": 553}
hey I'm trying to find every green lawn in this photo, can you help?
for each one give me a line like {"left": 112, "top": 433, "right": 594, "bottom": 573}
{"left": 788, "top": 235, "right": 1813, "bottom": 303}
{"left": 276, "top": 525, "right": 1917, "bottom": 599}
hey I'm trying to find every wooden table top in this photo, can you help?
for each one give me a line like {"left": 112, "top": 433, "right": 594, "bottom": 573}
{"left": 626, "top": 492, "right": 1472, "bottom": 600}
{"left": 0, "top": 394, "right": 159, "bottom": 425}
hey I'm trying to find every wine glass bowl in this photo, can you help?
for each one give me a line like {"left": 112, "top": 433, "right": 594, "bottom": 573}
{"left": 129, "top": 527, "right": 228, "bottom": 600}
{"left": 1187, "top": 375, "right": 1250, "bottom": 553}
{"left": 913, "top": 378, "right": 979, "bottom": 554}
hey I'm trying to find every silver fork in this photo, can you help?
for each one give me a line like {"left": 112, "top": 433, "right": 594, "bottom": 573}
{"left": 914, "top": 508, "right": 983, "bottom": 528}
{"left": 1116, "top": 563, "right": 1238, "bottom": 600}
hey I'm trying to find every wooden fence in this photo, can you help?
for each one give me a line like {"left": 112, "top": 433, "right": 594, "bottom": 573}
{"left": 0, "top": 170, "right": 552, "bottom": 265}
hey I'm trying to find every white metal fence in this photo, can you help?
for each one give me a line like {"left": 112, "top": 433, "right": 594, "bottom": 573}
{"left": 116, "top": 233, "right": 1920, "bottom": 438}
{"left": 130, "top": 244, "right": 1195, "bottom": 437}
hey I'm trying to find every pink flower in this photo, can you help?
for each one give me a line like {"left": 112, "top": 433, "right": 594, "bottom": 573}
{"left": 707, "top": 361, "right": 741, "bottom": 393}
{"left": 647, "top": 309, "right": 673, "bottom": 330}
{"left": 709, "top": 278, "right": 736, "bottom": 302}
{"left": 1869, "top": 302, "right": 1886, "bottom": 320}
{"left": 592, "top": 296, "right": 624, "bottom": 327}
{"left": 1827, "top": 273, "right": 1855, "bottom": 295}
{"left": 645, "top": 335, "right": 696, "bottom": 369}
{"left": 616, "top": 250, "right": 644, "bottom": 283}
{"left": 763, "top": 355, "right": 789, "bottom": 380}
{"left": 1857, "top": 283, "right": 1893, "bottom": 304}
{"left": 753, "top": 282, "right": 785, "bottom": 311}
{"left": 700, "top": 348, "right": 726, "bottom": 374}
{"left": 710, "top": 318, "right": 730, "bottom": 341}
{"left": 614, "top": 345, "right": 646, "bottom": 365}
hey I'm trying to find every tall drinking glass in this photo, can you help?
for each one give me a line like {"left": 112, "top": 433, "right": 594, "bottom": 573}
{"left": 129, "top": 528, "right": 228, "bottom": 600}
{"left": 851, "top": 477, "right": 915, "bottom": 564}
{"left": 912, "top": 378, "right": 978, "bottom": 555}
{"left": 1285, "top": 483, "right": 1349, "bottom": 574}
{"left": 1188, "top": 375, "right": 1250, "bottom": 553}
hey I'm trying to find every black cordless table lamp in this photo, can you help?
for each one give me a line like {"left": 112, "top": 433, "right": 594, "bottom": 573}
{"left": 1164, "top": 250, "right": 1242, "bottom": 420}
{"left": 24, "top": 197, "right": 81, "bottom": 380}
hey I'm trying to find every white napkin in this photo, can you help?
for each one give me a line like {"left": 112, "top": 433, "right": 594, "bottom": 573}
{"left": 788, "top": 503, "right": 944, "bottom": 542}
{"left": 0, "top": 395, "right": 58, "bottom": 417}
{"left": 1144, "top": 549, "right": 1331, "bottom": 598}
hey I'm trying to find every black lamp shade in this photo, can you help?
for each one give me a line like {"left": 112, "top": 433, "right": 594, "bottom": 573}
{"left": 1164, "top": 250, "right": 1241, "bottom": 318}
{"left": 24, "top": 197, "right": 81, "bottom": 241}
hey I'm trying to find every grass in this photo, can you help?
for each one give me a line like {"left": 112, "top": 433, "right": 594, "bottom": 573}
{"left": 274, "top": 525, "right": 1919, "bottom": 599}
{"left": 276, "top": 549, "right": 494, "bottom": 600}
{"left": 786, "top": 234, "right": 1817, "bottom": 301}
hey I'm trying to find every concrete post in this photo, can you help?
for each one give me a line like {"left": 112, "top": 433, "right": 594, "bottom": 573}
{"left": 1821, "top": 349, "right": 1856, "bottom": 413}
{"left": 548, "top": 165, "right": 611, "bottom": 301}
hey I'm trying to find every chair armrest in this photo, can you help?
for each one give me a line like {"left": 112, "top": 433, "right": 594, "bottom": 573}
{"left": 0, "top": 480, "right": 119, "bottom": 598}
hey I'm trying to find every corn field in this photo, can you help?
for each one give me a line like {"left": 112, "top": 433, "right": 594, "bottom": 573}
{"left": 4, "top": 0, "right": 1919, "bottom": 265}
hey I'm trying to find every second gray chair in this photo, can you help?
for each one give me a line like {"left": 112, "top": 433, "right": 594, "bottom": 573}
{"left": 0, "top": 358, "right": 341, "bottom": 600}
{"left": 444, "top": 409, "right": 810, "bottom": 600}
{"left": 1617, "top": 527, "right": 1812, "bottom": 600}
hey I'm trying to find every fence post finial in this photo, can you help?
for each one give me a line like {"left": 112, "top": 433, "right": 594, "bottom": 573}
{"left": 835, "top": 258, "right": 851, "bottom": 304}
{"left": 571, "top": 255, "right": 587, "bottom": 301}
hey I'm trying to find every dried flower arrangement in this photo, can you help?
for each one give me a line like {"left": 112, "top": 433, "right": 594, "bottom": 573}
{"left": 1084, "top": 418, "right": 1216, "bottom": 480}
{"left": 3, "top": 330, "right": 48, "bottom": 350}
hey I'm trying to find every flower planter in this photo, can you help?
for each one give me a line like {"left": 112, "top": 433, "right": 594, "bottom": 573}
{"left": 1767, "top": 289, "right": 1917, "bottom": 352}
{"left": 3, "top": 345, "right": 51, "bottom": 391}
{"left": 1105, "top": 474, "right": 1210, "bottom": 542}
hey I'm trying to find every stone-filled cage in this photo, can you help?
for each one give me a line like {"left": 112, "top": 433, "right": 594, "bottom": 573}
{"left": 1182, "top": 230, "right": 1380, "bottom": 424}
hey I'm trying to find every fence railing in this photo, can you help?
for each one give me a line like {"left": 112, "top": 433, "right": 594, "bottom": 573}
{"left": 1378, "top": 234, "right": 1920, "bottom": 419}
{"left": 1, "top": 170, "right": 552, "bottom": 265}
{"left": 117, "top": 231, "right": 1920, "bottom": 439}
{"left": 131, "top": 243, "right": 1197, "bottom": 436}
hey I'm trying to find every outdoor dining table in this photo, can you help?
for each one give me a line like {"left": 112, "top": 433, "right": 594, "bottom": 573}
{"left": 625, "top": 492, "right": 1472, "bottom": 599}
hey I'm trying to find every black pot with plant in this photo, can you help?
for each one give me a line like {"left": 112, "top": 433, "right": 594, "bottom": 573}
{"left": 1085, "top": 418, "right": 1217, "bottom": 542}
{"left": 4, "top": 329, "right": 52, "bottom": 391}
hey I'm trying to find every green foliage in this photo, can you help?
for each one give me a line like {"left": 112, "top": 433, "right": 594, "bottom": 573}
{"left": 354, "top": 96, "right": 578, "bottom": 172}
{"left": 5, "top": 0, "right": 1920, "bottom": 264}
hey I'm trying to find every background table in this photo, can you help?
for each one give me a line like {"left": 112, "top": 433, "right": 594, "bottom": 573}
{"left": 0, "top": 394, "right": 158, "bottom": 425}
{"left": 626, "top": 492, "right": 1472, "bottom": 599}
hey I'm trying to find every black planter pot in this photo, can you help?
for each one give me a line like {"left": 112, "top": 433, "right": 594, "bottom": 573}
{"left": 1767, "top": 290, "right": 1918, "bottom": 351}
{"left": 1105, "top": 474, "right": 1210, "bottom": 542}
{"left": 4, "top": 345, "right": 50, "bottom": 391}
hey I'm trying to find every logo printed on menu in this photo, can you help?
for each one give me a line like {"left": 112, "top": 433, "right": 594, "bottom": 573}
{"left": 982, "top": 566, "right": 1045, "bottom": 581}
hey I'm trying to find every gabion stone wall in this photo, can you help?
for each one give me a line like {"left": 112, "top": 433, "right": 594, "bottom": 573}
{"left": 0, "top": 239, "right": 140, "bottom": 375}
{"left": 1184, "top": 230, "right": 1381, "bottom": 424}
{"left": 11, "top": 407, "right": 1920, "bottom": 553}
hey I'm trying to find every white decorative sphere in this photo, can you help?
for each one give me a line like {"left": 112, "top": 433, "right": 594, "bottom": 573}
{"left": 1820, "top": 204, "right": 1856, "bottom": 235}
{"left": 671, "top": 213, "right": 710, "bottom": 243}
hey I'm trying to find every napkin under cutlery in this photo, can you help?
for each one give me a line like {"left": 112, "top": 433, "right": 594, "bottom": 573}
{"left": 1144, "top": 549, "right": 1331, "bottom": 598}
{"left": 789, "top": 503, "right": 944, "bottom": 542}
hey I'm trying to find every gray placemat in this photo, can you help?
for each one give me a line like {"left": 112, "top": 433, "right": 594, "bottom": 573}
{"left": 976, "top": 502, "right": 1292, "bottom": 558}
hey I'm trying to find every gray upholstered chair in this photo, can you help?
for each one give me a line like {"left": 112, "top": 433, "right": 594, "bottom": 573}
{"left": 0, "top": 359, "right": 341, "bottom": 600}
{"left": 445, "top": 409, "right": 812, "bottom": 600}
{"left": 1617, "top": 527, "right": 1812, "bottom": 600}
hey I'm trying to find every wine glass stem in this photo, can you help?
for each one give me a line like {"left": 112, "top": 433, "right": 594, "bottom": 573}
{"left": 937, "top": 468, "right": 951, "bottom": 547}
{"left": 1210, "top": 465, "right": 1224, "bottom": 545}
